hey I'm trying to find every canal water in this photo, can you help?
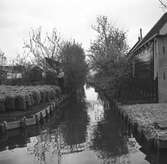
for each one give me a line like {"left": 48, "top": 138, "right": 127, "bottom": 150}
{"left": 0, "top": 87, "right": 166, "bottom": 164}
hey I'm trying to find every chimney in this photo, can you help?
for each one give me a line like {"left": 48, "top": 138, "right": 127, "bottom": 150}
{"left": 140, "top": 28, "right": 142, "bottom": 40}
{"left": 138, "top": 36, "right": 140, "bottom": 41}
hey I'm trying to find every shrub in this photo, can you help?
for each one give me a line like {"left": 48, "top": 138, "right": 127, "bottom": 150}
{"left": 29, "top": 93, "right": 35, "bottom": 106}
{"left": 39, "top": 89, "right": 45, "bottom": 103}
{"left": 5, "top": 95, "right": 16, "bottom": 111}
{"left": 41, "top": 89, "right": 49, "bottom": 102}
{"left": 49, "top": 89, "right": 56, "bottom": 100}
{"left": 32, "top": 90, "right": 41, "bottom": 105}
{"left": 0, "top": 96, "right": 5, "bottom": 112}
{"left": 25, "top": 94, "right": 32, "bottom": 108}
{"left": 32, "top": 91, "right": 38, "bottom": 105}
{"left": 35, "top": 90, "right": 41, "bottom": 104}
{"left": 15, "top": 95, "right": 27, "bottom": 111}
{"left": 0, "top": 85, "right": 61, "bottom": 112}
{"left": 53, "top": 86, "right": 61, "bottom": 96}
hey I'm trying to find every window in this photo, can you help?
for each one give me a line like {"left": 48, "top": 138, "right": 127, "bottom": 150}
{"left": 163, "top": 46, "right": 165, "bottom": 55}
{"left": 163, "top": 72, "right": 166, "bottom": 80}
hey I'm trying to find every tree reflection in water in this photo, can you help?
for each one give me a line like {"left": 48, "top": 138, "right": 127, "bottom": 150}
{"left": 91, "top": 106, "right": 130, "bottom": 163}
{"left": 60, "top": 96, "right": 89, "bottom": 149}
{"left": 26, "top": 87, "right": 143, "bottom": 164}
{"left": 27, "top": 88, "right": 89, "bottom": 164}
{"left": 27, "top": 129, "right": 59, "bottom": 164}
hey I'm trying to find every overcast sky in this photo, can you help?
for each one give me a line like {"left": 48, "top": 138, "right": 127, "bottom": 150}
{"left": 0, "top": 0, "right": 165, "bottom": 61}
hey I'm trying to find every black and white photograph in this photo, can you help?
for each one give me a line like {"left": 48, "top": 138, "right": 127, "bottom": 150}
{"left": 0, "top": 0, "right": 167, "bottom": 163}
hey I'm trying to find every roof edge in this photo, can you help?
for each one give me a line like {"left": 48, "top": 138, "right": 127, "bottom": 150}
{"left": 129, "top": 12, "right": 167, "bottom": 55}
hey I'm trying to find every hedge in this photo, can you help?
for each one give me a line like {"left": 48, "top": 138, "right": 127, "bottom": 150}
{"left": 0, "top": 85, "right": 61, "bottom": 112}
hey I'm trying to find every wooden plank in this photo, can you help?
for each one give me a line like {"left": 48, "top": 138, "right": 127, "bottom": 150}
{"left": 6, "top": 121, "right": 20, "bottom": 130}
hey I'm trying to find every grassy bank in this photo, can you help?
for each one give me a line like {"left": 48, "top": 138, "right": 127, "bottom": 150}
{"left": 0, "top": 85, "right": 61, "bottom": 112}
{"left": 120, "top": 103, "right": 167, "bottom": 141}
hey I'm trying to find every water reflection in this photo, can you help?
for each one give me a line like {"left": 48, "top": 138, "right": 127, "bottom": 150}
{"left": 91, "top": 110, "right": 128, "bottom": 161}
{"left": 0, "top": 87, "right": 165, "bottom": 164}
{"left": 26, "top": 96, "right": 89, "bottom": 164}
{"left": 60, "top": 98, "right": 89, "bottom": 152}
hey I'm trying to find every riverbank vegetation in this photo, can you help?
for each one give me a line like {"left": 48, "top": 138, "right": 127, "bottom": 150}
{"left": 0, "top": 85, "right": 60, "bottom": 112}
{"left": 88, "top": 16, "right": 130, "bottom": 101}
{"left": 120, "top": 103, "right": 167, "bottom": 140}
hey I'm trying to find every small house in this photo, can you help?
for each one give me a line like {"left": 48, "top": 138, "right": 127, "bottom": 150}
{"left": 0, "top": 65, "right": 24, "bottom": 80}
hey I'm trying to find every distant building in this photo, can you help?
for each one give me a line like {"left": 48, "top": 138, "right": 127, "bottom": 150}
{"left": 45, "top": 57, "right": 62, "bottom": 70}
{"left": 0, "top": 65, "right": 24, "bottom": 80}
{"left": 28, "top": 65, "right": 43, "bottom": 82}
{"left": 128, "top": 13, "right": 167, "bottom": 102}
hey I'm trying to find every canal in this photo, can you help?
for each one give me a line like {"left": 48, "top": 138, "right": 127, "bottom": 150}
{"left": 0, "top": 86, "right": 166, "bottom": 164}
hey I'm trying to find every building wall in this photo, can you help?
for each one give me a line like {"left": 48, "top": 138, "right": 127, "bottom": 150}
{"left": 7, "top": 72, "right": 22, "bottom": 79}
{"left": 133, "top": 41, "right": 154, "bottom": 94}
{"left": 157, "top": 36, "right": 167, "bottom": 102}
{"left": 154, "top": 38, "right": 159, "bottom": 80}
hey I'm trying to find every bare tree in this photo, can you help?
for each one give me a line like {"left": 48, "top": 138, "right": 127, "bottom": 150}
{"left": 24, "top": 27, "right": 62, "bottom": 70}
{"left": 12, "top": 52, "right": 32, "bottom": 67}
{"left": 158, "top": 0, "right": 167, "bottom": 8}
{"left": 0, "top": 49, "right": 7, "bottom": 66}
